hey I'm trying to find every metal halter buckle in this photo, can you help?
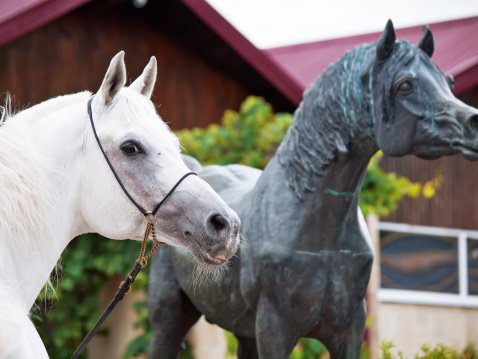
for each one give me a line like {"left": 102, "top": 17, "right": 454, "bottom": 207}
{"left": 144, "top": 211, "right": 157, "bottom": 224}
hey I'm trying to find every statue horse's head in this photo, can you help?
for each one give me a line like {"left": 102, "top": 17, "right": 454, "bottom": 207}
{"left": 370, "top": 20, "right": 478, "bottom": 160}
{"left": 82, "top": 52, "right": 240, "bottom": 266}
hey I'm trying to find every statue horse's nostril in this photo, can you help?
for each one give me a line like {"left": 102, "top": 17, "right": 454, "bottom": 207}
{"left": 469, "top": 114, "right": 478, "bottom": 133}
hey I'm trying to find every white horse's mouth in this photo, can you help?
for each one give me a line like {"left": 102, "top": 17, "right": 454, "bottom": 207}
{"left": 186, "top": 235, "right": 232, "bottom": 266}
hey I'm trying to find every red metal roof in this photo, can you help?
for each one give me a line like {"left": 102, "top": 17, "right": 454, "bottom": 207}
{"left": 2, "top": 0, "right": 476, "bottom": 105}
{"left": 182, "top": 0, "right": 478, "bottom": 105}
{"left": 0, "top": 0, "right": 91, "bottom": 47}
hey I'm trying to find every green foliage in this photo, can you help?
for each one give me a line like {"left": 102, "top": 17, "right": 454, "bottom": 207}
{"left": 31, "top": 234, "right": 149, "bottom": 359}
{"left": 378, "top": 341, "right": 478, "bottom": 359}
{"left": 289, "top": 338, "right": 328, "bottom": 359}
{"left": 177, "top": 96, "right": 293, "bottom": 169}
{"left": 360, "top": 152, "right": 412, "bottom": 217}
{"left": 225, "top": 331, "right": 238, "bottom": 358}
{"left": 359, "top": 152, "right": 443, "bottom": 217}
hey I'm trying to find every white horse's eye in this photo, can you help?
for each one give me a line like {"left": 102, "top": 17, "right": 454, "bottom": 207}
{"left": 121, "top": 141, "right": 143, "bottom": 155}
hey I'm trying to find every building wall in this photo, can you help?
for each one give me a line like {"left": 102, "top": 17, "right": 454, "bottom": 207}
{"left": 377, "top": 303, "right": 478, "bottom": 357}
{"left": 0, "top": 0, "right": 255, "bottom": 131}
{"left": 367, "top": 216, "right": 478, "bottom": 358}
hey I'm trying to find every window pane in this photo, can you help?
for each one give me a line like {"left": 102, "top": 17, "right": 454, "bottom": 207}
{"left": 468, "top": 239, "right": 478, "bottom": 296}
{"left": 380, "top": 231, "right": 458, "bottom": 294}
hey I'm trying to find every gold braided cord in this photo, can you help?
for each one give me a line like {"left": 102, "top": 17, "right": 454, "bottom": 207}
{"left": 136, "top": 218, "right": 166, "bottom": 268}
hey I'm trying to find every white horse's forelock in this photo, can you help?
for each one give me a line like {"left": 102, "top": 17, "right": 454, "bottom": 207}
{"left": 121, "top": 88, "right": 180, "bottom": 150}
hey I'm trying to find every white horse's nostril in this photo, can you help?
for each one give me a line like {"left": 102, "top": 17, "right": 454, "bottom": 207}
{"left": 205, "top": 212, "right": 231, "bottom": 239}
{"left": 210, "top": 215, "right": 227, "bottom": 231}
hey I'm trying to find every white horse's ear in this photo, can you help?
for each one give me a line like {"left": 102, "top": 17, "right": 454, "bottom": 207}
{"left": 99, "top": 51, "right": 127, "bottom": 106}
{"left": 129, "top": 56, "right": 157, "bottom": 99}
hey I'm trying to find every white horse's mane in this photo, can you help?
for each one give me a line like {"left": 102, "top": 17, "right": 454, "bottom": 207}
{"left": 0, "top": 100, "right": 55, "bottom": 254}
{"left": 11, "top": 91, "right": 91, "bottom": 123}
{"left": 0, "top": 92, "right": 92, "bottom": 276}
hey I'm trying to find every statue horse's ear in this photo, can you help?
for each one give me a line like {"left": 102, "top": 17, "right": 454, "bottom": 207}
{"left": 418, "top": 25, "right": 434, "bottom": 57}
{"left": 376, "top": 19, "right": 396, "bottom": 61}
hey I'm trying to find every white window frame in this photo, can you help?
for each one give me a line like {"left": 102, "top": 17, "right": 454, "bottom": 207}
{"left": 377, "top": 222, "right": 478, "bottom": 308}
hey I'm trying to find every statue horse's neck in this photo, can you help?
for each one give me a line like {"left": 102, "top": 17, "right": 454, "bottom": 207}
{"left": 275, "top": 44, "right": 379, "bottom": 249}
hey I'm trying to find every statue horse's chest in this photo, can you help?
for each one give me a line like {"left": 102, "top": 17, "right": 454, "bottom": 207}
{"left": 178, "top": 228, "right": 373, "bottom": 339}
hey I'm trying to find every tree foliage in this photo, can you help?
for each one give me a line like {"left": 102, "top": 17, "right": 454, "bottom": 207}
{"left": 176, "top": 96, "right": 293, "bottom": 169}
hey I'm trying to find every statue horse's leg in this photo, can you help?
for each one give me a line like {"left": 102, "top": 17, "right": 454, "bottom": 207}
{"left": 147, "top": 247, "right": 201, "bottom": 359}
{"left": 236, "top": 335, "right": 259, "bottom": 359}
{"left": 254, "top": 293, "right": 299, "bottom": 358}
{"left": 317, "top": 300, "right": 367, "bottom": 359}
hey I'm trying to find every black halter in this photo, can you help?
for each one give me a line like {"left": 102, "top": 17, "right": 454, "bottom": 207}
{"left": 71, "top": 98, "right": 196, "bottom": 359}
{"left": 86, "top": 97, "right": 196, "bottom": 216}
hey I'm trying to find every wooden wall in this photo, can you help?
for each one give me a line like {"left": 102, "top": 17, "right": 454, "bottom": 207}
{"left": 1, "top": 0, "right": 477, "bottom": 229}
{"left": 0, "top": 0, "right": 293, "bottom": 131}
{"left": 380, "top": 87, "right": 478, "bottom": 229}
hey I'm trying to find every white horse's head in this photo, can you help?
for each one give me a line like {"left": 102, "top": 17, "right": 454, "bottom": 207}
{"left": 81, "top": 52, "right": 240, "bottom": 266}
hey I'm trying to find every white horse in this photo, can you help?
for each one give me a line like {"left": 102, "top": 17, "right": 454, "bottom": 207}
{"left": 0, "top": 52, "right": 240, "bottom": 358}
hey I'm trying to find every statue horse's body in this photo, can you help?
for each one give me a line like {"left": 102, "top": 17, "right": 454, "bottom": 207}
{"left": 148, "top": 21, "right": 478, "bottom": 358}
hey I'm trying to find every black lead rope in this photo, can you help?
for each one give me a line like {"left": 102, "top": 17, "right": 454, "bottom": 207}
{"left": 70, "top": 98, "right": 196, "bottom": 359}
{"left": 70, "top": 262, "right": 142, "bottom": 359}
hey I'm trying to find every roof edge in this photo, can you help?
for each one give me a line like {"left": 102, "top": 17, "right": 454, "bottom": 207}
{"left": 181, "top": 0, "right": 303, "bottom": 104}
{"left": 0, "top": 0, "right": 92, "bottom": 48}
{"left": 265, "top": 15, "right": 478, "bottom": 54}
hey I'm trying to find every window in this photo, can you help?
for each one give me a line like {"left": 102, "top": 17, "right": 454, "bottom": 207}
{"left": 378, "top": 222, "right": 478, "bottom": 308}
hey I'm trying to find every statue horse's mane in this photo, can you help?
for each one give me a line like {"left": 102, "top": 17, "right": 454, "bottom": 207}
{"left": 277, "top": 40, "right": 418, "bottom": 198}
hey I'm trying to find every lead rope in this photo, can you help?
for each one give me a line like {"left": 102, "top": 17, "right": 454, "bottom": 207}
{"left": 70, "top": 214, "right": 160, "bottom": 359}
{"left": 70, "top": 98, "right": 196, "bottom": 359}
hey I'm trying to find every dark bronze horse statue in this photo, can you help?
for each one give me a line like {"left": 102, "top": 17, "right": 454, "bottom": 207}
{"left": 148, "top": 21, "right": 478, "bottom": 358}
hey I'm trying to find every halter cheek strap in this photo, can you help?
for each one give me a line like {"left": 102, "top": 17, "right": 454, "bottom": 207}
{"left": 87, "top": 97, "right": 196, "bottom": 217}
{"left": 72, "top": 98, "right": 197, "bottom": 359}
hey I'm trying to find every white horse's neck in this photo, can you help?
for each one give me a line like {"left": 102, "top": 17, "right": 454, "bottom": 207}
{"left": 0, "top": 92, "right": 91, "bottom": 311}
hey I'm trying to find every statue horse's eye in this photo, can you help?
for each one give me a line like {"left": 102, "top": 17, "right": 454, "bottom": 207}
{"left": 121, "top": 141, "right": 144, "bottom": 155}
{"left": 395, "top": 80, "right": 412, "bottom": 95}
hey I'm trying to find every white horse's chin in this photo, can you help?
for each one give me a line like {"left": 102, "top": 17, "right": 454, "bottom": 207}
{"left": 189, "top": 258, "right": 230, "bottom": 291}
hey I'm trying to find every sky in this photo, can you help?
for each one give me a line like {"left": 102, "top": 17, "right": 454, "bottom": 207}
{"left": 206, "top": 0, "right": 478, "bottom": 49}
